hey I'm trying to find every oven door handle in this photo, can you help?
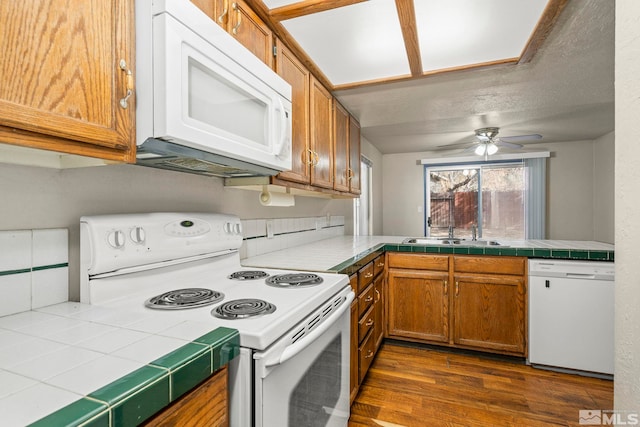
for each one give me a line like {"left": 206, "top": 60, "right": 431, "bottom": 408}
{"left": 259, "top": 291, "right": 354, "bottom": 368}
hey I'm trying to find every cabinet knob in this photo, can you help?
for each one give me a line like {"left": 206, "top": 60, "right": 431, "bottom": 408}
{"left": 366, "top": 318, "right": 374, "bottom": 327}
{"left": 364, "top": 296, "right": 373, "bottom": 303}
{"left": 365, "top": 350, "right": 374, "bottom": 359}
{"left": 455, "top": 281, "right": 459, "bottom": 297}
{"left": 443, "top": 280, "right": 448, "bottom": 295}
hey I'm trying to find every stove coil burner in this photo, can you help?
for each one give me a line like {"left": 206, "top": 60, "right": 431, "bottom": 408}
{"left": 212, "top": 298, "right": 276, "bottom": 319}
{"left": 228, "top": 270, "right": 269, "bottom": 280}
{"left": 145, "top": 288, "right": 224, "bottom": 310}
{"left": 266, "top": 273, "right": 324, "bottom": 288}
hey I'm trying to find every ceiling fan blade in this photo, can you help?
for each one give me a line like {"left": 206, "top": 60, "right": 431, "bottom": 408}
{"left": 495, "top": 140, "right": 523, "bottom": 149}
{"left": 498, "top": 134, "right": 542, "bottom": 143}
{"left": 434, "top": 141, "right": 477, "bottom": 150}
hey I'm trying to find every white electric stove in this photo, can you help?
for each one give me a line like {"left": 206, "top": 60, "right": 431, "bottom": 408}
{"left": 80, "top": 212, "right": 353, "bottom": 427}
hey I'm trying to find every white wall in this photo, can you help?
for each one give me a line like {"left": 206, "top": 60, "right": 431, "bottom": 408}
{"left": 380, "top": 141, "right": 613, "bottom": 241}
{"left": 593, "top": 131, "right": 615, "bottom": 244}
{"left": 0, "top": 162, "right": 351, "bottom": 300}
{"left": 615, "top": 0, "right": 640, "bottom": 411}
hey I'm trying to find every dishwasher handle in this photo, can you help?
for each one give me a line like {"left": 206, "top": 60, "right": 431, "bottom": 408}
{"left": 565, "top": 273, "right": 597, "bottom": 279}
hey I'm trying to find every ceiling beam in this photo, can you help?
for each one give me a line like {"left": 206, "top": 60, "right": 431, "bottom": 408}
{"left": 269, "top": 0, "right": 367, "bottom": 21}
{"left": 519, "top": 0, "right": 569, "bottom": 64}
{"left": 395, "top": 0, "right": 422, "bottom": 77}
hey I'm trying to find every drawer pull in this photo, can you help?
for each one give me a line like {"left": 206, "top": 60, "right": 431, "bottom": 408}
{"left": 364, "top": 296, "right": 373, "bottom": 303}
{"left": 375, "top": 289, "right": 380, "bottom": 302}
{"left": 377, "top": 262, "right": 384, "bottom": 268}
{"left": 443, "top": 280, "right": 448, "bottom": 295}
{"left": 365, "top": 318, "right": 374, "bottom": 327}
{"left": 455, "top": 281, "right": 459, "bottom": 297}
{"left": 365, "top": 350, "right": 374, "bottom": 359}
{"left": 364, "top": 272, "right": 373, "bottom": 278}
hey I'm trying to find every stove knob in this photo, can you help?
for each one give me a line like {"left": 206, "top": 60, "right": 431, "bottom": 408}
{"left": 130, "top": 226, "right": 146, "bottom": 244}
{"left": 224, "top": 222, "right": 233, "bottom": 234}
{"left": 107, "top": 230, "right": 125, "bottom": 249}
{"left": 233, "top": 223, "right": 242, "bottom": 235}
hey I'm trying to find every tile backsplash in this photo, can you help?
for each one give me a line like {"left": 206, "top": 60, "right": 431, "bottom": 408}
{"left": 240, "top": 215, "right": 345, "bottom": 259}
{"left": 0, "top": 229, "right": 68, "bottom": 316}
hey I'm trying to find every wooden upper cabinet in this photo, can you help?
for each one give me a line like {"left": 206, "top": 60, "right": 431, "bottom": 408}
{"left": 349, "top": 116, "right": 361, "bottom": 194}
{"left": 191, "top": 0, "right": 273, "bottom": 67}
{"left": 333, "top": 100, "right": 350, "bottom": 192}
{"left": 274, "top": 38, "right": 310, "bottom": 184}
{"left": 0, "top": 0, "right": 135, "bottom": 162}
{"left": 309, "top": 76, "right": 334, "bottom": 189}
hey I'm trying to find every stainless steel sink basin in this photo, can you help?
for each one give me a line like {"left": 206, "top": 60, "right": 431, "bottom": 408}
{"left": 402, "top": 237, "right": 502, "bottom": 246}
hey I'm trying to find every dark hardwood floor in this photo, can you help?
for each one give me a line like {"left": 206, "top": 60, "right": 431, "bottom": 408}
{"left": 349, "top": 341, "right": 613, "bottom": 427}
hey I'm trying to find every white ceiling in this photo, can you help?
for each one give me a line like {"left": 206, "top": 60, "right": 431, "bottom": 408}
{"left": 262, "top": 0, "right": 614, "bottom": 154}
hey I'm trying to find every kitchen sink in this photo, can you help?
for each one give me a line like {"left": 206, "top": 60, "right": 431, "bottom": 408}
{"left": 402, "top": 237, "right": 502, "bottom": 246}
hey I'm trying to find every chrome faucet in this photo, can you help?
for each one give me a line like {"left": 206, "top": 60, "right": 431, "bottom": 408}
{"left": 448, "top": 225, "right": 454, "bottom": 239}
{"left": 471, "top": 224, "right": 477, "bottom": 241}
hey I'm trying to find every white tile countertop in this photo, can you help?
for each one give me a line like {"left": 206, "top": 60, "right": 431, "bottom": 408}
{"left": 0, "top": 302, "right": 238, "bottom": 426}
{"left": 241, "top": 236, "right": 615, "bottom": 272}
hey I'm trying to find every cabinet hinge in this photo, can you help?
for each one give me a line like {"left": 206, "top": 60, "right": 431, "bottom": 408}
{"left": 273, "top": 45, "right": 277, "bottom": 57}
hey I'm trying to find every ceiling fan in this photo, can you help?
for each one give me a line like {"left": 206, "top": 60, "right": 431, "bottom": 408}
{"left": 439, "top": 127, "right": 542, "bottom": 158}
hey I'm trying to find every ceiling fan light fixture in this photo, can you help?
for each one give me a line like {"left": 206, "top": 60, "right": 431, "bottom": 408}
{"left": 475, "top": 144, "right": 487, "bottom": 156}
{"left": 487, "top": 143, "right": 498, "bottom": 155}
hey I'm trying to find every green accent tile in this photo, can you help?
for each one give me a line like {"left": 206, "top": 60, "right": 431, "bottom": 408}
{"left": 467, "top": 247, "right": 485, "bottom": 255}
{"left": 609, "top": 252, "right": 614, "bottom": 261}
{"left": 32, "top": 262, "right": 69, "bottom": 272}
{"left": 89, "top": 365, "right": 168, "bottom": 405}
{"left": 439, "top": 246, "right": 453, "bottom": 254}
{"left": 533, "top": 248, "right": 551, "bottom": 258}
{"left": 551, "top": 249, "right": 570, "bottom": 258}
{"left": 589, "top": 251, "right": 609, "bottom": 260}
{"left": 110, "top": 375, "right": 170, "bottom": 427}
{"left": 194, "top": 327, "right": 240, "bottom": 370}
{"left": 515, "top": 248, "right": 534, "bottom": 257}
{"left": 499, "top": 248, "right": 518, "bottom": 256}
{"left": 570, "top": 250, "right": 589, "bottom": 259}
{"left": 150, "top": 342, "right": 212, "bottom": 401}
{"left": 0, "top": 268, "right": 30, "bottom": 277}
{"left": 411, "top": 245, "right": 427, "bottom": 253}
{"left": 452, "top": 246, "right": 469, "bottom": 254}
{"left": 28, "top": 398, "right": 108, "bottom": 427}
{"left": 484, "top": 247, "right": 501, "bottom": 256}
{"left": 383, "top": 244, "right": 399, "bottom": 251}
{"left": 425, "top": 246, "right": 441, "bottom": 254}
{"left": 397, "top": 244, "right": 414, "bottom": 252}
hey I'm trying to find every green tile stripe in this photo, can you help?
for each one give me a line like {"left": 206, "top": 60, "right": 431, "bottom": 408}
{"left": 27, "top": 327, "right": 239, "bottom": 427}
{"left": 0, "top": 262, "right": 68, "bottom": 277}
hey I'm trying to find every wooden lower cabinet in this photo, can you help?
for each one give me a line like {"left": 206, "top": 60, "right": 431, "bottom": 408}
{"left": 386, "top": 253, "right": 527, "bottom": 357}
{"left": 144, "top": 366, "right": 228, "bottom": 427}
{"left": 453, "top": 275, "right": 526, "bottom": 355}
{"left": 349, "top": 274, "right": 359, "bottom": 403}
{"left": 387, "top": 268, "right": 449, "bottom": 343}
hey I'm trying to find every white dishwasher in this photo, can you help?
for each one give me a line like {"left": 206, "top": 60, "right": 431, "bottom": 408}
{"left": 528, "top": 259, "right": 614, "bottom": 376}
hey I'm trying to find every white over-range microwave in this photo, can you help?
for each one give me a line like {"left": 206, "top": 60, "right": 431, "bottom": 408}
{"left": 134, "top": 0, "right": 292, "bottom": 177}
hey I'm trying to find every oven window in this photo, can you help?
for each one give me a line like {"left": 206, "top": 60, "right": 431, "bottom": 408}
{"left": 289, "top": 335, "right": 342, "bottom": 426}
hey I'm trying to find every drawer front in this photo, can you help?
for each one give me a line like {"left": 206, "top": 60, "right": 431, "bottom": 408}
{"left": 358, "top": 283, "right": 374, "bottom": 318}
{"left": 373, "top": 255, "right": 385, "bottom": 277}
{"left": 358, "top": 262, "right": 374, "bottom": 292}
{"left": 453, "top": 255, "right": 525, "bottom": 276}
{"left": 349, "top": 273, "right": 358, "bottom": 293}
{"left": 358, "top": 304, "right": 375, "bottom": 342}
{"left": 358, "top": 330, "right": 376, "bottom": 383}
{"left": 388, "top": 253, "right": 449, "bottom": 271}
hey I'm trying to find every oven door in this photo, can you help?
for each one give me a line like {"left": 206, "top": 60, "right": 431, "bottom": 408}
{"left": 253, "top": 288, "right": 354, "bottom": 427}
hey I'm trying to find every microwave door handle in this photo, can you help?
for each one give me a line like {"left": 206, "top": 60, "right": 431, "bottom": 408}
{"left": 260, "top": 290, "right": 354, "bottom": 368}
{"left": 273, "top": 97, "right": 289, "bottom": 158}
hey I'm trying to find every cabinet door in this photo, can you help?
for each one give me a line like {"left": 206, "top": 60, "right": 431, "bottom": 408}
{"left": 453, "top": 273, "right": 526, "bottom": 355}
{"left": 191, "top": 0, "right": 227, "bottom": 29}
{"left": 373, "top": 274, "right": 384, "bottom": 350}
{"left": 387, "top": 268, "right": 449, "bottom": 343}
{"left": 144, "top": 367, "right": 228, "bottom": 426}
{"left": 228, "top": 0, "right": 273, "bottom": 67}
{"left": 274, "top": 38, "right": 310, "bottom": 184}
{"left": 333, "top": 100, "right": 350, "bottom": 192}
{"left": 349, "top": 297, "right": 359, "bottom": 404}
{"left": 348, "top": 116, "right": 361, "bottom": 194}
{"left": 309, "top": 77, "right": 334, "bottom": 189}
{"left": 0, "top": 0, "right": 135, "bottom": 162}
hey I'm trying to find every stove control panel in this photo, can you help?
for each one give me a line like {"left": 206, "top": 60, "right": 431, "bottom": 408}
{"left": 81, "top": 213, "right": 244, "bottom": 276}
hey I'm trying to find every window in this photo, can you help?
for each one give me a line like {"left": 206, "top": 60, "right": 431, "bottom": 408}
{"left": 424, "top": 156, "right": 546, "bottom": 240}
{"left": 354, "top": 156, "right": 373, "bottom": 236}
